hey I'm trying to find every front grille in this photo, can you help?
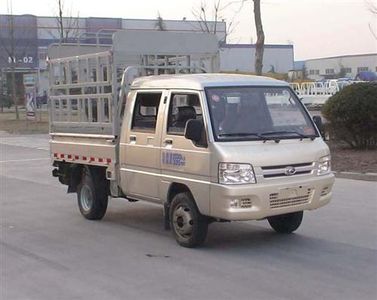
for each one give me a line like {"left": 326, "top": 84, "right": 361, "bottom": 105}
{"left": 262, "top": 162, "right": 314, "bottom": 178}
{"left": 269, "top": 188, "right": 313, "bottom": 209}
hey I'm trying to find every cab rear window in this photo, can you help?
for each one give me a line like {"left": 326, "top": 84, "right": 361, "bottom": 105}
{"left": 131, "top": 92, "right": 162, "bottom": 132}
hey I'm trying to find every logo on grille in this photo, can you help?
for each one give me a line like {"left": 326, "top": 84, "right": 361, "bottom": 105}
{"left": 285, "top": 166, "right": 296, "bottom": 176}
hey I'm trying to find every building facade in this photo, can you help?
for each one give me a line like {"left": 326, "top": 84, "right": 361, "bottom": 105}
{"left": 305, "top": 53, "right": 377, "bottom": 80}
{"left": 1, "top": 14, "right": 294, "bottom": 96}
{"left": 0, "top": 15, "right": 226, "bottom": 73}
{"left": 220, "top": 44, "right": 294, "bottom": 74}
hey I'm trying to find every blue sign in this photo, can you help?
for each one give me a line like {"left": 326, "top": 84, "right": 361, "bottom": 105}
{"left": 162, "top": 152, "right": 186, "bottom": 167}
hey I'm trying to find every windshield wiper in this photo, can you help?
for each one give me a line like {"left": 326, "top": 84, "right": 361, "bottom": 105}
{"left": 218, "top": 132, "right": 280, "bottom": 143}
{"left": 260, "top": 130, "right": 316, "bottom": 141}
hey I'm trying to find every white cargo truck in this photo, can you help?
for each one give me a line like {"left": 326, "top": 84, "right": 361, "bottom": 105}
{"left": 49, "top": 30, "right": 334, "bottom": 247}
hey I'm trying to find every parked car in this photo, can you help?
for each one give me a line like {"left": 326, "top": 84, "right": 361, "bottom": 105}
{"left": 355, "top": 71, "right": 377, "bottom": 82}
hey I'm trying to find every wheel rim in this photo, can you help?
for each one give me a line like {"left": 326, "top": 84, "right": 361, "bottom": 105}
{"left": 172, "top": 205, "right": 194, "bottom": 239}
{"left": 80, "top": 185, "right": 93, "bottom": 212}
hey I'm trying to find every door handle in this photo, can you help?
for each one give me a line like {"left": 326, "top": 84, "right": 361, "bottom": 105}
{"left": 130, "top": 135, "right": 136, "bottom": 142}
{"left": 164, "top": 139, "right": 173, "bottom": 145}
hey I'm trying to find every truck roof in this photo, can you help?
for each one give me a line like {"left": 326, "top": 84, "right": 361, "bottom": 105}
{"left": 130, "top": 74, "right": 288, "bottom": 90}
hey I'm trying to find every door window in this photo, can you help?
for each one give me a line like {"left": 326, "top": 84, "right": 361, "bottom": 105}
{"left": 167, "top": 93, "right": 202, "bottom": 135}
{"left": 131, "top": 92, "right": 162, "bottom": 132}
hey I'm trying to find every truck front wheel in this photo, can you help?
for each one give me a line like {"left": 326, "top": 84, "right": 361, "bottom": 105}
{"left": 77, "top": 167, "right": 108, "bottom": 220}
{"left": 267, "top": 211, "right": 303, "bottom": 234}
{"left": 169, "top": 192, "right": 208, "bottom": 248}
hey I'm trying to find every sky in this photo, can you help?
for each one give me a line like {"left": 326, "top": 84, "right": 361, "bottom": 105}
{"left": 1, "top": 0, "right": 377, "bottom": 60}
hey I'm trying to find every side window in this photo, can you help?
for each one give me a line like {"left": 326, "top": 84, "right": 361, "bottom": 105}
{"left": 131, "top": 92, "right": 162, "bottom": 132}
{"left": 167, "top": 93, "right": 202, "bottom": 135}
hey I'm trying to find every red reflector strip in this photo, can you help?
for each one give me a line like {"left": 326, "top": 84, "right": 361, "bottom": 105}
{"left": 54, "top": 154, "right": 110, "bottom": 164}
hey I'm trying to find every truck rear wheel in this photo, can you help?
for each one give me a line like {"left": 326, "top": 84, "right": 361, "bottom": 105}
{"left": 77, "top": 167, "right": 108, "bottom": 220}
{"left": 267, "top": 211, "right": 303, "bottom": 233}
{"left": 169, "top": 192, "right": 208, "bottom": 248}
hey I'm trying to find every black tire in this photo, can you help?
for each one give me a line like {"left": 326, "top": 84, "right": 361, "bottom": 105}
{"left": 77, "top": 166, "right": 108, "bottom": 220}
{"left": 169, "top": 192, "right": 208, "bottom": 248}
{"left": 267, "top": 211, "right": 303, "bottom": 234}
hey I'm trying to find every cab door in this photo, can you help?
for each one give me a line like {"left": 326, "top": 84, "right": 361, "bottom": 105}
{"left": 160, "top": 91, "right": 211, "bottom": 214}
{"left": 120, "top": 90, "right": 167, "bottom": 202}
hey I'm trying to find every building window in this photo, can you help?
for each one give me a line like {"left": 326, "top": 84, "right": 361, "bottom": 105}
{"left": 309, "top": 69, "right": 319, "bottom": 75}
{"left": 341, "top": 67, "right": 352, "bottom": 74}
{"left": 39, "top": 52, "right": 47, "bottom": 60}
{"left": 357, "top": 67, "right": 368, "bottom": 72}
{"left": 325, "top": 69, "right": 335, "bottom": 75}
{"left": 38, "top": 48, "right": 48, "bottom": 61}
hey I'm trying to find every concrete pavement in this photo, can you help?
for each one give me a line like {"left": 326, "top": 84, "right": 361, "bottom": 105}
{"left": 1, "top": 135, "right": 376, "bottom": 300}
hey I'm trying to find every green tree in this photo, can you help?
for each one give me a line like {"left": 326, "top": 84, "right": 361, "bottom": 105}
{"left": 322, "top": 83, "right": 377, "bottom": 149}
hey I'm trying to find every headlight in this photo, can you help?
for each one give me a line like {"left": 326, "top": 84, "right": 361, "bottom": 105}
{"left": 219, "top": 163, "right": 256, "bottom": 184}
{"left": 317, "top": 155, "right": 331, "bottom": 175}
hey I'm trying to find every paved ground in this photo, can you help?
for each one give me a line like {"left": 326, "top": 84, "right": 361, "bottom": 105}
{"left": 1, "top": 135, "right": 376, "bottom": 300}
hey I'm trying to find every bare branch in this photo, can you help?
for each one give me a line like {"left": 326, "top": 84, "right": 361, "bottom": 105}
{"left": 365, "top": 1, "right": 377, "bottom": 40}
{"left": 55, "top": 0, "right": 80, "bottom": 43}
{"left": 365, "top": 0, "right": 377, "bottom": 14}
{"left": 213, "top": 0, "right": 221, "bottom": 34}
{"left": 201, "top": 2, "right": 211, "bottom": 32}
{"left": 155, "top": 11, "right": 167, "bottom": 31}
{"left": 192, "top": 0, "right": 247, "bottom": 43}
{"left": 58, "top": 0, "right": 64, "bottom": 42}
{"left": 223, "top": 0, "right": 246, "bottom": 40}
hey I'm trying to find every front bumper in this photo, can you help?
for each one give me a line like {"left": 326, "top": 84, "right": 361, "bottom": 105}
{"left": 209, "top": 173, "right": 335, "bottom": 221}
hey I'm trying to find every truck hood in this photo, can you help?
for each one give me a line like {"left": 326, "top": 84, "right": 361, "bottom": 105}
{"left": 211, "top": 138, "right": 330, "bottom": 168}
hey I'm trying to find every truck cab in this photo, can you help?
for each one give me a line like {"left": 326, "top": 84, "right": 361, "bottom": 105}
{"left": 113, "top": 74, "right": 334, "bottom": 246}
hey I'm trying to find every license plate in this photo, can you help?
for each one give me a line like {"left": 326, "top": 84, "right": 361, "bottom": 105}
{"left": 278, "top": 186, "right": 310, "bottom": 198}
{"left": 279, "top": 188, "right": 298, "bottom": 199}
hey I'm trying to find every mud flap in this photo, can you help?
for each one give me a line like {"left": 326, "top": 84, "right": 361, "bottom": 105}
{"left": 163, "top": 202, "right": 170, "bottom": 230}
{"left": 67, "top": 165, "right": 83, "bottom": 193}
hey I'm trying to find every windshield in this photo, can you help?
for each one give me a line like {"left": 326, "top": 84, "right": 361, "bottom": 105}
{"left": 205, "top": 86, "right": 318, "bottom": 141}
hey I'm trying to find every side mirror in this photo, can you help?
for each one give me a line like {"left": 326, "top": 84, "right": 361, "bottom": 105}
{"left": 184, "top": 119, "right": 203, "bottom": 143}
{"left": 313, "top": 115, "right": 325, "bottom": 138}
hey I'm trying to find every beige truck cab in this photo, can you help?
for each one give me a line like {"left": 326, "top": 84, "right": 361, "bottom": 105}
{"left": 48, "top": 31, "right": 334, "bottom": 247}
{"left": 115, "top": 74, "right": 334, "bottom": 246}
